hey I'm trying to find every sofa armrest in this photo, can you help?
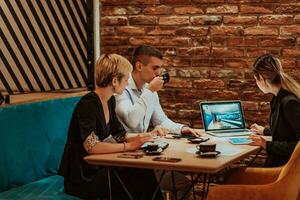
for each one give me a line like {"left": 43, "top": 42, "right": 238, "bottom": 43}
{"left": 223, "top": 167, "right": 282, "bottom": 185}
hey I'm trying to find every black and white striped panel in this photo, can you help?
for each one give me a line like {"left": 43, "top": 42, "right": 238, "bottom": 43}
{"left": 0, "top": 0, "right": 92, "bottom": 94}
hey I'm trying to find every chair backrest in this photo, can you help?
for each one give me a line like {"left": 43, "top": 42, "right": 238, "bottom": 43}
{"left": 0, "top": 96, "right": 81, "bottom": 192}
{"left": 276, "top": 141, "right": 300, "bottom": 199}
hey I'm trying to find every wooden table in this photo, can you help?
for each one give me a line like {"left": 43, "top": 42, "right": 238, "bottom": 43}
{"left": 84, "top": 133, "right": 260, "bottom": 200}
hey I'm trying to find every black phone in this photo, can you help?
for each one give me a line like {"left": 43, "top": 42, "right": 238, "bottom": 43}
{"left": 152, "top": 156, "right": 181, "bottom": 163}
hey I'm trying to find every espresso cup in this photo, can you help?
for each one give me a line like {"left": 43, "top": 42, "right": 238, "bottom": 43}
{"left": 162, "top": 72, "right": 170, "bottom": 84}
{"left": 147, "top": 143, "right": 159, "bottom": 151}
{"left": 197, "top": 142, "right": 216, "bottom": 153}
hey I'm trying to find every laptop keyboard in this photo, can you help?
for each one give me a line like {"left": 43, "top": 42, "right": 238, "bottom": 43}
{"left": 215, "top": 129, "right": 250, "bottom": 133}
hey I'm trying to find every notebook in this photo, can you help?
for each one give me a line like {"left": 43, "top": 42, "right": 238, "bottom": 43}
{"left": 200, "top": 101, "right": 254, "bottom": 137}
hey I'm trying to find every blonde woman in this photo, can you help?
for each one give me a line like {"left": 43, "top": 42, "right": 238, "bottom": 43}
{"left": 59, "top": 54, "right": 163, "bottom": 199}
{"left": 249, "top": 54, "right": 300, "bottom": 167}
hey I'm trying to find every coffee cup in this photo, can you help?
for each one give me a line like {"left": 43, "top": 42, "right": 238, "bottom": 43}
{"left": 197, "top": 142, "right": 216, "bottom": 153}
{"left": 162, "top": 72, "right": 170, "bottom": 84}
{"left": 146, "top": 143, "right": 159, "bottom": 152}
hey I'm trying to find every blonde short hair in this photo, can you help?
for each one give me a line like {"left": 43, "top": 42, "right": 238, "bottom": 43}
{"left": 95, "top": 54, "right": 132, "bottom": 87}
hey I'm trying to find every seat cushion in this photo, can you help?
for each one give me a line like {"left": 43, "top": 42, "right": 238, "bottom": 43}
{"left": 0, "top": 175, "right": 80, "bottom": 200}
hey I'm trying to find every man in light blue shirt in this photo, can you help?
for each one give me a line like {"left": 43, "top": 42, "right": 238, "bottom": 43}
{"left": 115, "top": 45, "right": 201, "bottom": 136}
{"left": 115, "top": 45, "right": 200, "bottom": 199}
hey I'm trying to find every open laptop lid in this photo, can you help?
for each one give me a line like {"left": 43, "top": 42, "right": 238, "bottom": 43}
{"left": 200, "top": 101, "right": 246, "bottom": 132}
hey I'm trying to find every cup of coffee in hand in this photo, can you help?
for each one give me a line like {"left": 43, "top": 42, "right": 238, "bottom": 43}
{"left": 162, "top": 72, "right": 170, "bottom": 84}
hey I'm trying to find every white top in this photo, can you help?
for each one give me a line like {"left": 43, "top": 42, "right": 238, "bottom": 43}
{"left": 115, "top": 75, "right": 184, "bottom": 134}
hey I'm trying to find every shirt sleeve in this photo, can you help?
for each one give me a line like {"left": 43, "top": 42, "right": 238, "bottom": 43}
{"left": 110, "top": 97, "right": 127, "bottom": 143}
{"left": 150, "top": 93, "right": 184, "bottom": 134}
{"left": 115, "top": 88, "right": 156, "bottom": 129}
{"left": 76, "top": 100, "right": 98, "bottom": 142}
{"left": 266, "top": 99, "right": 300, "bottom": 157}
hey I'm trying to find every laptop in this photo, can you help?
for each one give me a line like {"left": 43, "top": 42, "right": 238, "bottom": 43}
{"left": 200, "top": 101, "right": 254, "bottom": 137}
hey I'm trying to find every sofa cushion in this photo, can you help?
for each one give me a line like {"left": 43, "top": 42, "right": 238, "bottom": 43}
{"left": 0, "top": 96, "right": 81, "bottom": 192}
{"left": 0, "top": 175, "right": 79, "bottom": 200}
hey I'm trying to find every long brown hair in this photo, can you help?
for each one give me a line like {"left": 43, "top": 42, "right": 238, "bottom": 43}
{"left": 253, "top": 54, "right": 300, "bottom": 99}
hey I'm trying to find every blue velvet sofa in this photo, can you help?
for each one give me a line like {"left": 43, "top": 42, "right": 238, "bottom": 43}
{"left": 0, "top": 96, "right": 81, "bottom": 199}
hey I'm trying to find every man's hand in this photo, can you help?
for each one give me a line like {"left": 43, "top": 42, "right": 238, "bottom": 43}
{"left": 181, "top": 127, "right": 202, "bottom": 137}
{"left": 150, "top": 125, "right": 169, "bottom": 137}
{"left": 147, "top": 77, "right": 164, "bottom": 92}
{"left": 250, "top": 123, "right": 265, "bottom": 135}
{"left": 248, "top": 134, "right": 266, "bottom": 149}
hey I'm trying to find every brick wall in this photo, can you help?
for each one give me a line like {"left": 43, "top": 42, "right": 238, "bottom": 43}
{"left": 100, "top": 0, "right": 300, "bottom": 128}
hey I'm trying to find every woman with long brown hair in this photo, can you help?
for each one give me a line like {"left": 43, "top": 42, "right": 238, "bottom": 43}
{"left": 249, "top": 54, "right": 300, "bottom": 167}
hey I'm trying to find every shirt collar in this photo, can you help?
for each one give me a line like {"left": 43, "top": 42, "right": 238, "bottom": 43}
{"left": 128, "top": 74, "right": 147, "bottom": 92}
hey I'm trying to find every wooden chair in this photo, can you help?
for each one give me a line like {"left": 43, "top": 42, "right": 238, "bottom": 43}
{"left": 207, "top": 141, "right": 300, "bottom": 200}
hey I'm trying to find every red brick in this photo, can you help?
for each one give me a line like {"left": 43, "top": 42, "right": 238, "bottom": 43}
{"left": 143, "top": 5, "right": 173, "bottom": 15}
{"left": 242, "top": 101, "right": 259, "bottom": 111}
{"left": 101, "top": 0, "right": 157, "bottom": 5}
{"left": 191, "top": 120, "right": 203, "bottom": 129}
{"left": 227, "top": 0, "right": 260, "bottom": 2}
{"left": 164, "top": 57, "right": 191, "bottom": 67}
{"left": 210, "top": 70, "right": 243, "bottom": 78}
{"left": 159, "top": 16, "right": 190, "bottom": 25}
{"left": 259, "top": 37, "right": 296, "bottom": 47}
{"left": 275, "top": 5, "right": 300, "bottom": 14}
{"left": 158, "top": 47, "right": 177, "bottom": 56}
{"left": 160, "top": 37, "right": 190, "bottom": 46}
{"left": 228, "top": 79, "right": 257, "bottom": 90}
{"left": 128, "top": 36, "right": 160, "bottom": 46}
{"left": 241, "top": 91, "right": 272, "bottom": 101}
{"left": 176, "top": 89, "right": 207, "bottom": 99}
{"left": 101, "top": 47, "right": 134, "bottom": 56}
{"left": 160, "top": 0, "right": 191, "bottom": 4}
{"left": 161, "top": 100, "right": 194, "bottom": 109}
{"left": 298, "top": 38, "right": 300, "bottom": 45}
{"left": 101, "top": 16, "right": 128, "bottom": 26}
{"left": 177, "top": 68, "right": 210, "bottom": 78}
{"left": 206, "top": 90, "right": 239, "bottom": 100}
{"left": 260, "top": 15, "right": 294, "bottom": 25}
{"left": 194, "top": 79, "right": 225, "bottom": 89}
{"left": 245, "top": 37, "right": 258, "bottom": 46}
{"left": 211, "top": 37, "right": 226, "bottom": 46}
{"left": 282, "top": 48, "right": 300, "bottom": 57}
{"left": 129, "top": 16, "right": 157, "bottom": 25}
{"left": 288, "top": 70, "right": 300, "bottom": 80}
{"left": 259, "top": 102, "right": 270, "bottom": 112}
{"left": 211, "top": 48, "right": 244, "bottom": 58}
{"left": 167, "top": 78, "right": 193, "bottom": 88}
{"left": 174, "top": 6, "right": 204, "bottom": 14}
{"left": 224, "top": 16, "right": 257, "bottom": 25}
{"left": 115, "top": 26, "right": 145, "bottom": 35}
{"left": 246, "top": 49, "right": 280, "bottom": 57}
{"left": 163, "top": 109, "right": 177, "bottom": 118}
{"left": 244, "top": 27, "right": 278, "bottom": 36}
{"left": 206, "top": 5, "right": 238, "bottom": 14}
{"left": 146, "top": 27, "right": 176, "bottom": 36}
{"left": 176, "top": 27, "right": 208, "bottom": 36}
{"left": 280, "top": 59, "right": 296, "bottom": 69}
{"left": 281, "top": 25, "right": 300, "bottom": 35}
{"left": 210, "top": 26, "right": 243, "bottom": 36}
{"left": 191, "top": 16, "right": 222, "bottom": 25}
{"left": 191, "top": 37, "right": 211, "bottom": 46}
{"left": 101, "top": 36, "right": 128, "bottom": 45}
{"left": 101, "top": 27, "right": 115, "bottom": 35}
{"left": 225, "top": 59, "right": 251, "bottom": 68}
{"left": 191, "top": 59, "right": 224, "bottom": 68}
{"left": 193, "top": 0, "right": 225, "bottom": 3}
{"left": 178, "top": 47, "right": 210, "bottom": 57}
{"left": 158, "top": 89, "right": 177, "bottom": 99}
{"left": 295, "top": 15, "right": 300, "bottom": 24}
{"left": 177, "top": 109, "right": 201, "bottom": 119}
{"left": 244, "top": 111, "right": 269, "bottom": 125}
{"left": 240, "top": 5, "right": 273, "bottom": 14}
{"left": 227, "top": 38, "right": 244, "bottom": 46}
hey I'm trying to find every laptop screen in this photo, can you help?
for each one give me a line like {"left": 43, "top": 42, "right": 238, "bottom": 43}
{"left": 200, "top": 101, "right": 246, "bottom": 131}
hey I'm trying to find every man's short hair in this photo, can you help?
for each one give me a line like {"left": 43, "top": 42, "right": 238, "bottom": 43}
{"left": 132, "top": 45, "right": 163, "bottom": 70}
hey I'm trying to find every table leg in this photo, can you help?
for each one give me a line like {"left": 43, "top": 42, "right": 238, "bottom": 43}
{"left": 152, "top": 170, "right": 166, "bottom": 200}
{"left": 108, "top": 168, "right": 112, "bottom": 200}
{"left": 171, "top": 171, "right": 178, "bottom": 200}
{"left": 113, "top": 169, "right": 134, "bottom": 200}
